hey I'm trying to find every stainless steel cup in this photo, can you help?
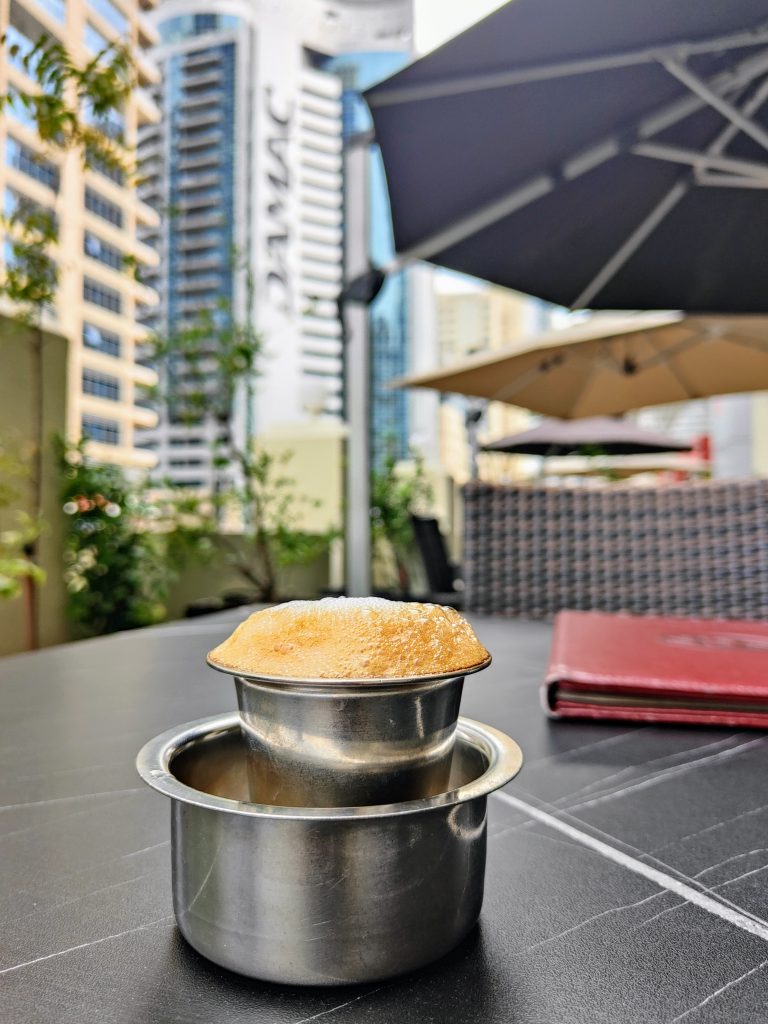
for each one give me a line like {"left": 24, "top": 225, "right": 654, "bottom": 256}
{"left": 207, "top": 657, "right": 491, "bottom": 807}
{"left": 136, "top": 712, "right": 523, "bottom": 985}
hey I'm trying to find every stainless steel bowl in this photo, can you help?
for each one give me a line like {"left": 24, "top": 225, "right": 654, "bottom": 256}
{"left": 136, "top": 712, "right": 522, "bottom": 986}
{"left": 207, "top": 657, "right": 491, "bottom": 807}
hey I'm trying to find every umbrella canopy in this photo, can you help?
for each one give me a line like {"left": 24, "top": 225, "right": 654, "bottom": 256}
{"left": 366, "top": 1, "right": 768, "bottom": 311}
{"left": 393, "top": 313, "right": 768, "bottom": 418}
{"left": 481, "top": 416, "right": 693, "bottom": 455}
{"left": 539, "top": 452, "right": 708, "bottom": 477}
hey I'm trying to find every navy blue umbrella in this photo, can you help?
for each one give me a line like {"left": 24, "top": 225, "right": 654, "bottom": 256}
{"left": 366, "top": 1, "right": 768, "bottom": 312}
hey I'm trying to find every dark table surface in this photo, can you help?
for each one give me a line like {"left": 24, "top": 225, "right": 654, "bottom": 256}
{"left": 2, "top": 611, "right": 768, "bottom": 1024}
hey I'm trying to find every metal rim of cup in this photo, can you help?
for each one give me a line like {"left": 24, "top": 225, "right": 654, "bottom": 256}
{"left": 136, "top": 711, "right": 522, "bottom": 821}
{"left": 205, "top": 653, "right": 492, "bottom": 688}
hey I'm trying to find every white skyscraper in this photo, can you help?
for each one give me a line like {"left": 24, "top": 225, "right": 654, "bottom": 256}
{"left": 138, "top": 0, "right": 413, "bottom": 486}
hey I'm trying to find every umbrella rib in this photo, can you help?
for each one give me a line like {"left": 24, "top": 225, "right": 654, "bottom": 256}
{"left": 490, "top": 356, "right": 569, "bottom": 403}
{"left": 366, "top": 25, "right": 768, "bottom": 106}
{"left": 640, "top": 330, "right": 704, "bottom": 400}
{"left": 572, "top": 69, "right": 768, "bottom": 309}
{"left": 632, "top": 142, "right": 768, "bottom": 181}
{"left": 715, "top": 331, "right": 768, "bottom": 355}
{"left": 662, "top": 58, "right": 768, "bottom": 156}
{"left": 696, "top": 173, "right": 768, "bottom": 188}
{"left": 572, "top": 183, "right": 689, "bottom": 309}
{"left": 385, "top": 47, "right": 768, "bottom": 272}
{"left": 636, "top": 330, "right": 710, "bottom": 372}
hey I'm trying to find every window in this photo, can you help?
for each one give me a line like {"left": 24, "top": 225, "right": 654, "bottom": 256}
{"left": 82, "top": 368, "right": 120, "bottom": 401}
{"left": 169, "top": 457, "right": 205, "bottom": 468}
{"left": 36, "top": 0, "right": 66, "bottom": 24}
{"left": 84, "top": 20, "right": 109, "bottom": 54}
{"left": 83, "top": 322, "right": 120, "bottom": 357}
{"left": 5, "top": 25, "right": 38, "bottom": 77}
{"left": 83, "top": 97, "right": 124, "bottom": 142}
{"left": 86, "top": 146, "right": 125, "bottom": 186}
{"left": 169, "top": 436, "right": 204, "bottom": 446}
{"left": 83, "top": 415, "right": 120, "bottom": 445}
{"left": 84, "top": 186, "right": 123, "bottom": 227}
{"left": 4, "top": 187, "right": 57, "bottom": 229}
{"left": 83, "top": 276, "right": 122, "bottom": 313}
{"left": 6, "top": 137, "right": 59, "bottom": 191}
{"left": 84, "top": 232, "right": 124, "bottom": 271}
{"left": 6, "top": 87, "right": 37, "bottom": 130}
{"left": 87, "top": 0, "right": 128, "bottom": 35}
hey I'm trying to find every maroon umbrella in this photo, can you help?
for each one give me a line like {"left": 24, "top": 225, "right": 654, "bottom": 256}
{"left": 481, "top": 416, "right": 693, "bottom": 456}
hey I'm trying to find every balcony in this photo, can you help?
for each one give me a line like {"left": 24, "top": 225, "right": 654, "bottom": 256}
{"left": 135, "top": 51, "right": 161, "bottom": 87}
{"left": 178, "top": 153, "right": 221, "bottom": 172}
{"left": 176, "top": 110, "right": 222, "bottom": 131}
{"left": 178, "top": 130, "right": 223, "bottom": 152}
{"left": 178, "top": 172, "right": 220, "bottom": 190}
{"left": 178, "top": 253, "right": 222, "bottom": 272}
{"left": 176, "top": 194, "right": 220, "bottom": 213}
{"left": 177, "top": 275, "right": 222, "bottom": 293}
{"left": 131, "top": 403, "right": 160, "bottom": 429}
{"left": 183, "top": 53, "right": 222, "bottom": 72}
{"left": 181, "top": 89, "right": 223, "bottom": 110}
{"left": 137, "top": 12, "right": 160, "bottom": 46}
{"left": 135, "top": 199, "right": 161, "bottom": 229}
{"left": 301, "top": 260, "right": 343, "bottom": 284}
{"left": 177, "top": 231, "right": 222, "bottom": 251}
{"left": 176, "top": 214, "right": 224, "bottom": 234}
{"left": 136, "top": 87, "right": 161, "bottom": 126}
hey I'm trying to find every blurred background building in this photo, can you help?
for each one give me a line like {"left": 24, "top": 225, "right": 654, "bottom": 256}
{"left": 435, "top": 281, "right": 547, "bottom": 484}
{"left": 0, "top": 0, "right": 161, "bottom": 468}
{"left": 136, "top": 0, "right": 415, "bottom": 486}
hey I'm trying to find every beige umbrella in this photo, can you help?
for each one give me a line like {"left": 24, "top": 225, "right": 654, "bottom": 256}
{"left": 394, "top": 313, "right": 768, "bottom": 418}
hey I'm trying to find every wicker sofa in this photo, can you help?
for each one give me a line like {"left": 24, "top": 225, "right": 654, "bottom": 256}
{"left": 463, "top": 479, "right": 768, "bottom": 620}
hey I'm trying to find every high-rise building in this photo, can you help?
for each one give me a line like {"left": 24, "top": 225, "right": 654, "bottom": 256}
{"left": 0, "top": 0, "right": 162, "bottom": 468}
{"left": 435, "top": 284, "right": 545, "bottom": 485}
{"left": 139, "top": 0, "right": 414, "bottom": 487}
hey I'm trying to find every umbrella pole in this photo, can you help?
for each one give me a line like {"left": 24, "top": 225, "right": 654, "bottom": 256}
{"left": 342, "top": 132, "right": 373, "bottom": 597}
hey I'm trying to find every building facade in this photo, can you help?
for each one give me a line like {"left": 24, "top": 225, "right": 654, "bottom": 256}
{"left": 138, "top": 0, "right": 414, "bottom": 486}
{"left": 435, "top": 284, "right": 545, "bottom": 485}
{"left": 0, "top": 0, "right": 162, "bottom": 468}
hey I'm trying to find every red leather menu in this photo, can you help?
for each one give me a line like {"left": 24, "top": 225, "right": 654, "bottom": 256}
{"left": 545, "top": 611, "right": 768, "bottom": 728}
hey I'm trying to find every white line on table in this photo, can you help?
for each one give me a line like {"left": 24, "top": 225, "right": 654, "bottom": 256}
{"left": 493, "top": 791, "right": 768, "bottom": 943}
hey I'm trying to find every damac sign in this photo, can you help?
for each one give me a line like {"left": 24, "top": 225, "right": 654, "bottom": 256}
{"left": 264, "top": 87, "right": 292, "bottom": 314}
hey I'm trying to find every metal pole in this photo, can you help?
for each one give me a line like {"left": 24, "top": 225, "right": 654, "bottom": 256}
{"left": 342, "top": 133, "right": 372, "bottom": 596}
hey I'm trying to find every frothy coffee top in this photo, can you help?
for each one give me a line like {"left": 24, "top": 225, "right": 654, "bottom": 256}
{"left": 208, "top": 597, "right": 490, "bottom": 680}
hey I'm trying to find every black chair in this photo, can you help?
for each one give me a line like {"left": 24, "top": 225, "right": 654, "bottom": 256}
{"left": 410, "top": 515, "right": 464, "bottom": 609}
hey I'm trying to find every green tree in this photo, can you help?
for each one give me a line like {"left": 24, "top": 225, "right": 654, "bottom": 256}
{"left": 370, "top": 444, "right": 433, "bottom": 596}
{"left": 0, "top": 439, "right": 45, "bottom": 600}
{"left": 0, "top": 33, "right": 134, "bottom": 645}
{"left": 149, "top": 257, "right": 335, "bottom": 603}
{"left": 58, "top": 440, "right": 167, "bottom": 635}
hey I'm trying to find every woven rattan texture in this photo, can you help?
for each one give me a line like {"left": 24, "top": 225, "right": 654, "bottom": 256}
{"left": 463, "top": 480, "right": 768, "bottom": 619}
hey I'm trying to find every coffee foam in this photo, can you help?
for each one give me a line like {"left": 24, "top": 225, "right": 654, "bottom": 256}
{"left": 208, "top": 597, "right": 490, "bottom": 680}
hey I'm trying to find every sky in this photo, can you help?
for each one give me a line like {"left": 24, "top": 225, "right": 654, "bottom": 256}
{"left": 414, "top": 0, "right": 507, "bottom": 54}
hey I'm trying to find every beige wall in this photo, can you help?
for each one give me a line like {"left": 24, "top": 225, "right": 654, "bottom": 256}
{"left": 0, "top": 319, "right": 69, "bottom": 655}
{"left": 164, "top": 538, "right": 330, "bottom": 621}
